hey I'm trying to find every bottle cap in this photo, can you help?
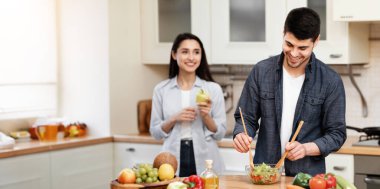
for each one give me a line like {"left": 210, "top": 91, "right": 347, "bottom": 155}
{"left": 205, "top": 159, "right": 213, "bottom": 168}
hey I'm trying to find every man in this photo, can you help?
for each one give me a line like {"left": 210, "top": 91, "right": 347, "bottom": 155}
{"left": 232, "top": 7, "right": 346, "bottom": 176}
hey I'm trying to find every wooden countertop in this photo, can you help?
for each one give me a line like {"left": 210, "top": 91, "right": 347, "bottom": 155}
{"left": 0, "top": 136, "right": 113, "bottom": 158}
{"left": 2, "top": 134, "right": 380, "bottom": 159}
{"left": 114, "top": 134, "right": 380, "bottom": 156}
{"left": 219, "top": 175, "right": 293, "bottom": 189}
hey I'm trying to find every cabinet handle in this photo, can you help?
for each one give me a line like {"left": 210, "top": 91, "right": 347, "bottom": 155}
{"left": 330, "top": 54, "right": 342, "bottom": 59}
{"left": 364, "top": 177, "right": 380, "bottom": 185}
{"left": 340, "top": 15, "right": 353, "bottom": 19}
{"left": 333, "top": 166, "right": 346, "bottom": 171}
{"left": 126, "top": 148, "right": 135, "bottom": 152}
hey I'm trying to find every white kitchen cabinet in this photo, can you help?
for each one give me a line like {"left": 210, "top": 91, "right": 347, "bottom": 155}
{"left": 287, "top": 0, "right": 369, "bottom": 64}
{"left": 50, "top": 143, "right": 113, "bottom": 189}
{"left": 326, "top": 154, "right": 354, "bottom": 183}
{"left": 211, "top": 0, "right": 286, "bottom": 64}
{"left": 114, "top": 142, "right": 162, "bottom": 176}
{"left": 333, "top": 0, "right": 380, "bottom": 22}
{"left": 0, "top": 153, "right": 50, "bottom": 189}
{"left": 141, "top": 0, "right": 369, "bottom": 65}
{"left": 219, "top": 147, "right": 252, "bottom": 175}
{"left": 140, "top": 0, "right": 211, "bottom": 64}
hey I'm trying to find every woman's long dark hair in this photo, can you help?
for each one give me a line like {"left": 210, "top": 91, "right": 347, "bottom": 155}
{"left": 168, "top": 33, "right": 214, "bottom": 82}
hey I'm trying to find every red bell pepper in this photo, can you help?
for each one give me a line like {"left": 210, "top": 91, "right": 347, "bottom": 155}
{"left": 183, "top": 175, "right": 204, "bottom": 189}
{"left": 324, "top": 173, "right": 337, "bottom": 189}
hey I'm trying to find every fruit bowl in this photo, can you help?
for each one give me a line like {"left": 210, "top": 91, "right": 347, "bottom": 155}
{"left": 245, "top": 163, "right": 283, "bottom": 185}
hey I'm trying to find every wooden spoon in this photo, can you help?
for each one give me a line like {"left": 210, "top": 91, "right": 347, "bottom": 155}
{"left": 275, "top": 120, "right": 304, "bottom": 169}
{"left": 239, "top": 107, "right": 254, "bottom": 169}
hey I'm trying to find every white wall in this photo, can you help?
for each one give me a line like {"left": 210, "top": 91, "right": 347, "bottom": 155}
{"left": 108, "top": 0, "right": 167, "bottom": 134}
{"left": 57, "top": 0, "right": 110, "bottom": 136}
{"left": 342, "top": 23, "right": 380, "bottom": 133}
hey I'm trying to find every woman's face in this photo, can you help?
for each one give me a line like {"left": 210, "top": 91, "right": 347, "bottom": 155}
{"left": 172, "top": 39, "right": 202, "bottom": 74}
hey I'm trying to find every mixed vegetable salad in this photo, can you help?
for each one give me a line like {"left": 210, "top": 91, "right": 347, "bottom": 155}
{"left": 249, "top": 163, "right": 280, "bottom": 184}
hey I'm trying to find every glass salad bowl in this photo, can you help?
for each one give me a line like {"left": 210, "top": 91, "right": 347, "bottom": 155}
{"left": 245, "top": 163, "right": 283, "bottom": 185}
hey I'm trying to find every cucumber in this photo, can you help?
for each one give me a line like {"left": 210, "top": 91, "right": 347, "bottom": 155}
{"left": 336, "top": 184, "right": 343, "bottom": 189}
{"left": 335, "top": 175, "right": 357, "bottom": 189}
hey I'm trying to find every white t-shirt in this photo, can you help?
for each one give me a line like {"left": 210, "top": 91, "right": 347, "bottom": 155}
{"left": 180, "top": 90, "right": 192, "bottom": 139}
{"left": 280, "top": 67, "right": 305, "bottom": 154}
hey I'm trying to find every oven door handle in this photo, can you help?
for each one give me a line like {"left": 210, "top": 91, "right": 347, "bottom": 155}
{"left": 364, "top": 177, "right": 380, "bottom": 185}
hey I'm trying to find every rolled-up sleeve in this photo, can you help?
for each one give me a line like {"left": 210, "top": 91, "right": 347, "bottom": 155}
{"left": 313, "top": 75, "right": 346, "bottom": 157}
{"left": 204, "top": 84, "right": 226, "bottom": 141}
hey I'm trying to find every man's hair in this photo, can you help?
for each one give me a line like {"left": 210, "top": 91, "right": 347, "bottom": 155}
{"left": 284, "top": 7, "right": 320, "bottom": 42}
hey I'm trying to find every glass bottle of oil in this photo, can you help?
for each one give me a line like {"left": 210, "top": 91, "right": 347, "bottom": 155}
{"left": 200, "top": 160, "right": 219, "bottom": 189}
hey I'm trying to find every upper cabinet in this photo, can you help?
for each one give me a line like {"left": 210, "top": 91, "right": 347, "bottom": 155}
{"left": 140, "top": 0, "right": 211, "bottom": 64}
{"left": 211, "top": 0, "right": 286, "bottom": 64}
{"left": 141, "top": 0, "right": 369, "bottom": 65}
{"left": 333, "top": 0, "right": 380, "bottom": 22}
{"left": 287, "top": 0, "right": 369, "bottom": 64}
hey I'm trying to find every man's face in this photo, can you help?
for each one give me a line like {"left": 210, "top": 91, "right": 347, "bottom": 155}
{"left": 282, "top": 32, "right": 319, "bottom": 69}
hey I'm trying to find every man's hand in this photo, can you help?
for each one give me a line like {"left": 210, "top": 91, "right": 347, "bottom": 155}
{"left": 285, "top": 141, "right": 321, "bottom": 161}
{"left": 233, "top": 133, "right": 253, "bottom": 153}
{"left": 285, "top": 141, "right": 307, "bottom": 161}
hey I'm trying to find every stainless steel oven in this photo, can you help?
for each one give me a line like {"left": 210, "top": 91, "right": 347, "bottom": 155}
{"left": 354, "top": 155, "right": 380, "bottom": 189}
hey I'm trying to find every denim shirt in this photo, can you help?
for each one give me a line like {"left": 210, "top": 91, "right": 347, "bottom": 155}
{"left": 233, "top": 53, "right": 347, "bottom": 176}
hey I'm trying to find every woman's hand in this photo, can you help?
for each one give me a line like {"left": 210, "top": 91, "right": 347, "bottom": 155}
{"left": 174, "top": 107, "right": 197, "bottom": 122}
{"left": 162, "top": 107, "right": 196, "bottom": 134}
{"left": 197, "top": 98, "right": 212, "bottom": 118}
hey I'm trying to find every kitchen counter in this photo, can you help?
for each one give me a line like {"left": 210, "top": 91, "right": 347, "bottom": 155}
{"left": 111, "top": 175, "right": 294, "bottom": 189}
{"left": 219, "top": 175, "right": 293, "bottom": 189}
{"left": 0, "top": 136, "right": 113, "bottom": 158}
{"left": 2, "top": 134, "right": 379, "bottom": 159}
{"left": 114, "top": 134, "right": 380, "bottom": 156}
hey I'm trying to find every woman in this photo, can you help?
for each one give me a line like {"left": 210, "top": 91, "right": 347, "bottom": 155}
{"left": 150, "top": 33, "right": 226, "bottom": 177}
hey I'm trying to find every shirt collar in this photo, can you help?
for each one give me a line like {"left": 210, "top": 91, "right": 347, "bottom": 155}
{"left": 169, "top": 76, "right": 203, "bottom": 89}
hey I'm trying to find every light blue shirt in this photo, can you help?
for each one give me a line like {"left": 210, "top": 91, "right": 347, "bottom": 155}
{"left": 150, "top": 76, "right": 227, "bottom": 174}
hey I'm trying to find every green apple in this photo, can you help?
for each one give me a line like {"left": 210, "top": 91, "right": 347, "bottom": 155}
{"left": 196, "top": 89, "right": 210, "bottom": 103}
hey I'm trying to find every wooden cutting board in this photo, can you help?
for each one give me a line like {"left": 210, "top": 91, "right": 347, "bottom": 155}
{"left": 110, "top": 177, "right": 180, "bottom": 189}
{"left": 137, "top": 99, "right": 152, "bottom": 134}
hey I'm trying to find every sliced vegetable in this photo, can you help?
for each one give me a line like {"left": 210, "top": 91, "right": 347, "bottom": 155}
{"left": 293, "top": 172, "right": 312, "bottom": 188}
{"left": 287, "top": 184, "right": 306, "bottom": 189}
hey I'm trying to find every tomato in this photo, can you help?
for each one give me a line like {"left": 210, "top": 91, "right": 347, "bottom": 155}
{"left": 270, "top": 175, "right": 277, "bottom": 182}
{"left": 309, "top": 176, "right": 327, "bottom": 189}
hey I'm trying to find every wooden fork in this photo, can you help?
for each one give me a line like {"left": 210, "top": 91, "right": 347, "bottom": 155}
{"left": 239, "top": 107, "right": 254, "bottom": 169}
{"left": 275, "top": 120, "right": 304, "bottom": 169}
